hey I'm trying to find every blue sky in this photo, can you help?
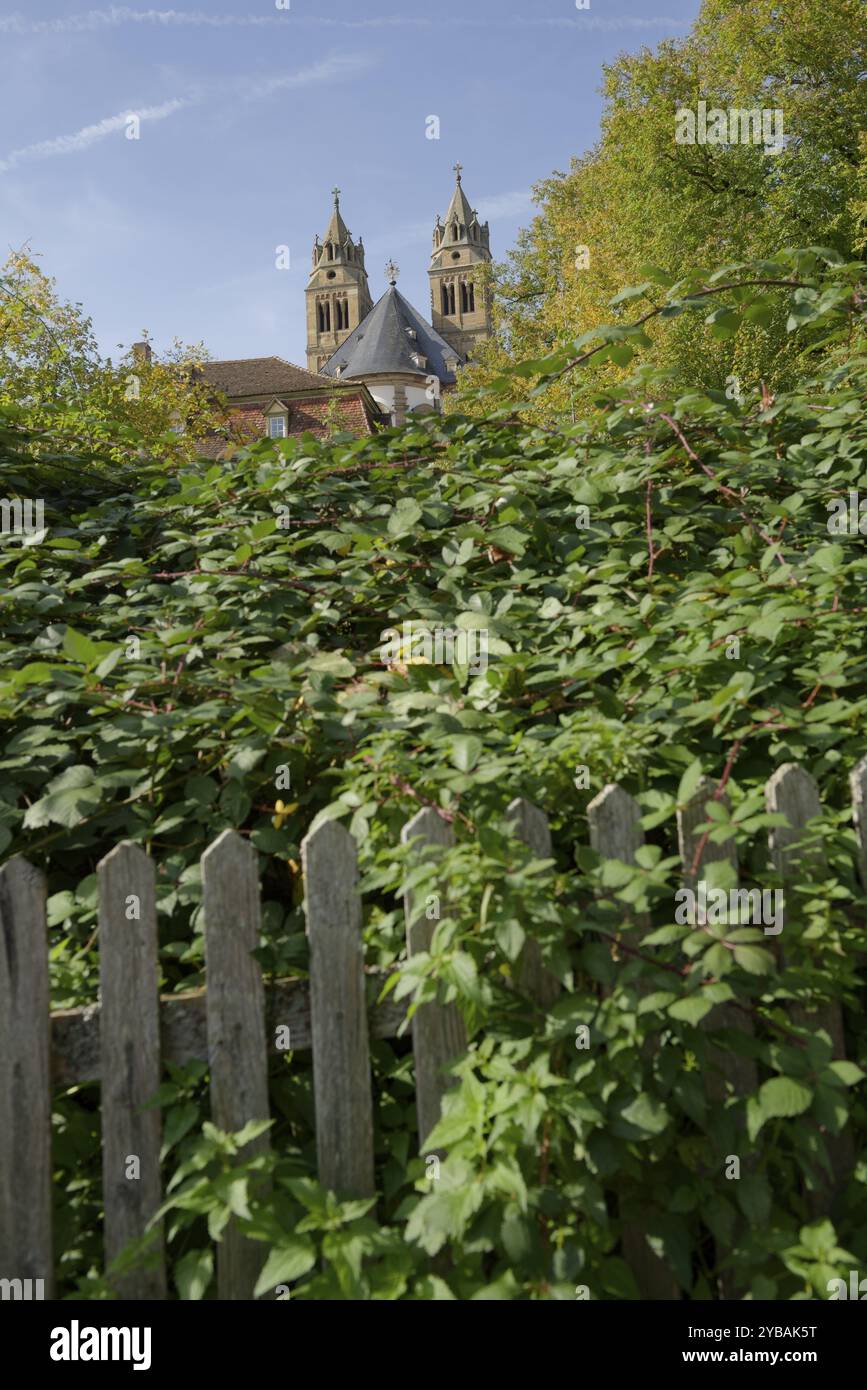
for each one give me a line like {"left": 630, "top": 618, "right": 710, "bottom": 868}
{"left": 0, "top": 1, "right": 701, "bottom": 367}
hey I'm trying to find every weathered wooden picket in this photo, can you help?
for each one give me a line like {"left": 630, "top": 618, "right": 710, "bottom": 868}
{"left": 1, "top": 761, "right": 865, "bottom": 1300}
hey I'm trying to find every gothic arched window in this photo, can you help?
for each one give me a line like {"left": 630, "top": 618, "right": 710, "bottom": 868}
{"left": 441, "top": 284, "right": 450, "bottom": 315}
{"left": 448, "top": 283, "right": 456, "bottom": 315}
{"left": 468, "top": 281, "right": 475, "bottom": 312}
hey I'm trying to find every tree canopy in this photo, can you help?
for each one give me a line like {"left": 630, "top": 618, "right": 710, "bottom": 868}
{"left": 0, "top": 248, "right": 225, "bottom": 465}
{"left": 460, "top": 0, "right": 867, "bottom": 418}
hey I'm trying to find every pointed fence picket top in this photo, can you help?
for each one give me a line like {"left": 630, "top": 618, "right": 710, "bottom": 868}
{"left": 401, "top": 807, "right": 467, "bottom": 1152}
{"left": 587, "top": 784, "right": 677, "bottom": 1301}
{"left": 302, "top": 819, "right": 375, "bottom": 1198}
{"left": 506, "top": 798, "right": 560, "bottom": 1009}
{"left": 98, "top": 841, "right": 166, "bottom": 1299}
{"left": 587, "top": 783, "right": 644, "bottom": 868}
{"left": 766, "top": 764, "right": 854, "bottom": 1202}
{"left": 678, "top": 779, "right": 757, "bottom": 1300}
{"left": 202, "top": 830, "right": 271, "bottom": 1298}
{"left": 0, "top": 857, "right": 53, "bottom": 1297}
{"left": 587, "top": 782, "right": 651, "bottom": 944}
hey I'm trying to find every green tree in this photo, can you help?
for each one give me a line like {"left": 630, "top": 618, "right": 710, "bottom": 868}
{"left": 0, "top": 247, "right": 227, "bottom": 464}
{"left": 460, "top": 0, "right": 866, "bottom": 417}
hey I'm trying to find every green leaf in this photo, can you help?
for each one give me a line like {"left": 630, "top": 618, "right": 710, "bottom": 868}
{"left": 732, "top": 944, "right": 774, "bottom": 975}
{"left": 609, "top": 282, "right": 654, "bottom": 306}
{"left": 758, "top": 1075, "right": 812, "bottom": 1120}
{"left": 677, "top": 758, "right": 704, "bottom": 805}
{"left": 219, "top": 780, "right": 251, "bottom": 825}
{"left": 668, "top": 994, "right": 714, "bottom": 1025}
{"left": 253, "top": 1238, "right": 317, "bottom": 1297}
{"left": 62, "top": 626, "right": 102, "bottom": 667}
{"left": 826, "top": 1061, "right": 865, "bottom": 1087}
{"left": 496, "top": 917, "right": 526, "bottom": 962}
{"left": 22, "top": 765, "right": 102, "bottom": 829}
{"left": 487, "top": 525, "right": 527, "bottom": 558}
{"left": 185, "top": 775, "right": 219, "bottom": 805}
{"left": 620, "top": 1093, "right": 670, "bottom": 1136}
{"left": 387, "top": 498, "right": 422, "bottom": 535}
{"left": 175, "top": 1248, "right": 214, "bottom": 1301}
{"left": 160, "top": 1103, "right": 199, "bottom": 1159}
{"left": 450, "top": 735, "right": 483, "bottom": 772}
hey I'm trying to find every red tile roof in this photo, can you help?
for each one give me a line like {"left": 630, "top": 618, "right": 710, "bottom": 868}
{"left": 199, "top": 356, "right": 332, "bottom": 397}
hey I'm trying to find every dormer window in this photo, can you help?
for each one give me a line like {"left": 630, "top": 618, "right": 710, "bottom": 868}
{"left": 410, "top": 352, "right": 427, "bottom": 370}
{"left": 405, "top": 328, "right": 417, "bottom": 340}
{"left": 265, "top": 399, "right": 290, "bottom": 439}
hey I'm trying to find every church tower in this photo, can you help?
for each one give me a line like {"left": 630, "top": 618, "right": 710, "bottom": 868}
{"left": 306, "top": 189, "right": 373, "bottom": 373}
{"left": 429, "top": 164, "right": 492, "bottom": 361}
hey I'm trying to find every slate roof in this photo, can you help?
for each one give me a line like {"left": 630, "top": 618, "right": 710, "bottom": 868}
{"left": 199, "top": 357, "right": 332, "bottom": 398}
{"left": 319, "top": 287, "right": 463, "bottom": 384}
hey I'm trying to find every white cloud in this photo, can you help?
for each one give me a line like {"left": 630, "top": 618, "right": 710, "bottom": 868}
{"left": 512, "top": 15, "right": 685, "bottom": 31}
{"left": 0, "top": 9, "right": 688, "bottom": 36}
{"left": 0, "top": 8, "right": 285, "bottom": 34}
{"left": 246, "top": 53, "right": 375, "bottom": 101}
{"left": 0, "top": 98, "right": 190, "bottom": 175}
{"left": 0, "top": 54, "right": 375, "bottom": 176}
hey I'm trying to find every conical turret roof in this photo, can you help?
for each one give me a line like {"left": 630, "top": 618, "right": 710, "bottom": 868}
{"left": 319, "top": 285, "right": 462, "bottom": 384}
{"left": 443, "top": 167, "right": 475, "bottom": 229}
{"left": 322, "top": 187, "right": 350, "bottom": 247}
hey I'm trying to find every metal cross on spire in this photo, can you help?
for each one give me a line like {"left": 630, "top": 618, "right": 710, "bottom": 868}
{"left": 453, "top": 162, "right": 463, "bottom": 181}
{"left": 331, "top": 186, "right": 341, "bottom": 204}
{"left": 385, "top": 260, "right": 399, "bottom": 285}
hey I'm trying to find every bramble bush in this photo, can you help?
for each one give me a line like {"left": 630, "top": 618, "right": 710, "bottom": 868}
{"left": 1, "top": 248, "right": 866, "bottom": 1298}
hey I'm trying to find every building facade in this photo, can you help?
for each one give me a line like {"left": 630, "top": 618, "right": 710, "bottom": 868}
{"left": 311, "top": 166, "right": 493, "bottom": 425}
{"left": 189, "top": 166, "right": 492, "bottom": 447}
{"left": 305, "top": 188, "right": 374, "bottom": 374}
{"left": 428, "top": 163, "right": 493, "bottom": 361}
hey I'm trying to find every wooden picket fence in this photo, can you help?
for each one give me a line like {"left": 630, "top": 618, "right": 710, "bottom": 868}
{"left": 1, "top": 762, "right": 866, "bottom": 1301}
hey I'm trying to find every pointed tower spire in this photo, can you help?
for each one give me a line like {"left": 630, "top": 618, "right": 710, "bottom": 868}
{"left": 306, "top": 189, "right": 373, "bottom": 373}
{"left": 443, "top": 163, "right": 475, "bottom": 234}
{"left": 322, "top": 187, "right": 351, "bottom": 252}
{"left": 429, "top": 164, "right": 492, "bottom": 362}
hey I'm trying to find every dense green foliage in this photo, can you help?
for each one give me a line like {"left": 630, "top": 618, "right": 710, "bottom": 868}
{"left": 1, "top": 248, "right": 866, "bottom": 1298}
{"left": 463, "top": 0, "right": 867, "bottom": 417}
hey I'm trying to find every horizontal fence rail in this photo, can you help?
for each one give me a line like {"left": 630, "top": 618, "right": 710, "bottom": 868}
{"left": 1, "top": 765, "right": 865, "bottom": 1300}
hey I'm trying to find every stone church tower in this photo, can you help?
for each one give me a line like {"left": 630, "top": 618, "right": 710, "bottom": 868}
{"left": 428, "top": 164, "right": 492, "bottom": 361}
{"left": 305, "top": 189, "right": 373, "bottom": 373}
